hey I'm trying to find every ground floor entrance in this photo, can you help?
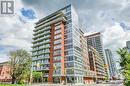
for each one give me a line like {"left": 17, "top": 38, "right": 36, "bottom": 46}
{"left": 47, "top": 76, "right": 83, "bottom": 84}
{"left": 84, "top": 77, "right": 96, "bottom": 84}
{"left": 43, "top": 76, "right": 97, "bottom": 84}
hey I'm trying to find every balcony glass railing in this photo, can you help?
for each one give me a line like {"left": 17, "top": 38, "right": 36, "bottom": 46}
{"left": 35, "top": 31, "right": 50, "bottom": 38}
{"left": 33, "top": 56, "right": 49, "bottom": 61}
{"left": 35, "top": 27, "right": 50, "bottom": 34}
{"left": 32, "top": 50, "right": 50, "bottom": 57}
{"left": 41, "top": 67, "right": 49, "bottom": 70}
{"left": 33, "top": 40, "right": 50, "bottom": 47}
{"left": 32, "top": 57, "right": 37, "bottom": 60}
{"left": 32, "top": 45, "right": 50, "bottom": 52}
{"left": 41, "top": 61, "right": 49, "bottom": 64}
{"left": 33, "top": 35, "right": 50, "bottom": 43}
{"left": 32, "top": 53, "right": 37, "bottom": 56}
{"left": 34, "top": 25, "right": 51, "bottom": 32}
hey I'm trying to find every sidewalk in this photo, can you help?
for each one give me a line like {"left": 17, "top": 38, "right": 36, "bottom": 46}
{"left": 30, "top": 83, "right": 96, "bottom": 86}
{"left": 30, "top": 83, "right": 124, "bottom": 86}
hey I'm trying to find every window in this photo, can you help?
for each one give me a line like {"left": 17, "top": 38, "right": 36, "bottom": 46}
{"left": 74, "top": 46, "right": 81, "bottom": 52}
{"left": 53, "top": 69, "right": 61, "bottom": 74}
{"left": 54, "top": 56, "right": 61, "bottom": 61}
{"left": 64, "top": 29, "right": 72, "bottom": 34}
{"left": 44, "top": 49, "right": 49, "bottom": 52}
{"left": 54, "top": 39, "right": 61, "bottom": 44}
{"left": 66, "top": 56, "right": 73, "bottom": 61}
{"left": 42, "top": 59, "right": 49, "bottom": 63}
{"left": 54, "top": 62, "right": 61, "bottom": 68}
{"left": 54, "top": 34, "right": 61, "bottom": 39}
{"left": 65, "top": 12, "right": 71, "bottom": 16}
{"left": 67, "top": 69, "right": 74, "bottom": 74}
{"left": 65, "top": 32, "right": 72, "bottom": 37}
{"left": 67, "top": 19, "right": 72, "bottom": 23}
{"left": 45, "top": 54, "right": 49, "bottom": 57}
{"left": 55, "top": 25, "right": 61, "bottom": 30}
{"left": 66, "top": 62, "right": 74, "bottom": 67}
{"left": 65, "top": 39, "right": 72, "bottom": 44}
{"left": 65, "top": 44, "right": 73, "bottom": 49}
{"left": 54, "top": 50, "right": 61, "bottom": 55}
{"left": 55, "top": 29, "right": 61, "bottom": 34}
{"left": 65, "top": 50, "right": 73, "bottom": 55}
{"left": 54, "top": 44, "right": 61, "bottom": 49}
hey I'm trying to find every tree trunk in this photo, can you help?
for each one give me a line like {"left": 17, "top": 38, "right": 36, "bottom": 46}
{"left": 12, "top": 76, "right": 16, "bottom": 84}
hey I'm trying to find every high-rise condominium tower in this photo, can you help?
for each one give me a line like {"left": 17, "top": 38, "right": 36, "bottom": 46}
{"left": 105, "top": 49, "right": 117, "bottom": 79}
{"left": 32, "top": 5, "right": 95, "bottom": 84}
{"left": 85, "top": 32, "right": 107, "bottom": 77}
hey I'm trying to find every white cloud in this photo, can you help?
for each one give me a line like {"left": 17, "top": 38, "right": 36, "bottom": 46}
{"left": 103, "top": 22, "right": 130, "bottom": 63}
{"left": 0, "top": 0, "right": 39, "bottom": 62}
{"left": 103, "top": 22, "right": 130, "bottom": 48}
{"left": 0, "top": 35, "right": 31, "bottom": 51}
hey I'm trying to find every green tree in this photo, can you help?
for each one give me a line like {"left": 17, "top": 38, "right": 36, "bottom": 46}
{"left": 117, "top": 48, "right": 130, "bottom": 86}
{"left": 32, "top": 71, "right": 43, "bottom": 83}
{"left": 9, "top": 49, "right": 32, "bottom": 84}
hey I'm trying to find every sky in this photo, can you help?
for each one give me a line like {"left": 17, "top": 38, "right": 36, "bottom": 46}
{"left": 0, "top": 0, "right": 130, "bottom": 69}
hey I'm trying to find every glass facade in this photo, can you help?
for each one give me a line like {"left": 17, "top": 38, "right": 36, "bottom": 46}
{"left": 105, "top": 49, "right": 117, "bottom": 79}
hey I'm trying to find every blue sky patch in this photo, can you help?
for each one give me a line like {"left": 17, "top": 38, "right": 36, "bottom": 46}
{"left": 20, "top": 8, "right": 37, "bottom": 19}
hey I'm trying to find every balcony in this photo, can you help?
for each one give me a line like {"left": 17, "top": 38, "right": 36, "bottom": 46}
{"left": 44, "top": 40, "right": 50, "bottom": 44}
{"left": 34, "top": 27, "right": 51, "bottom": 35}
{"left": 32, "top": 51, "right": 50, "bottom": 57}
{"left": 32, "top": 57, "right": 38, "bottom": 60}
{"left": 33, "top": 35, "right": 50, "bottom": 43}
{"left": 32, "top": 45, "right": 50, "bottom": 52}
{"left": 41, "top": 61, "right": 49, "bottom": 64}
{"left": 34, "top": 12, "right": 67, "bottom": 32}
{"left": 53, "top": 73, "right": 61, "bottom": 76}
{"left": 34, "top": 31, "right": 50, "bottom": 39}
{"left": 41, "top": 67, "right": 49, "bottom": 70}
{"left": 32, "top": 40, "right": 50, "bottom": 48}
{"left": 32, "top": 53, "right": 37, "bottom": 56}
{"left": 32, "top": 56, "right": 49, "bottom": 61}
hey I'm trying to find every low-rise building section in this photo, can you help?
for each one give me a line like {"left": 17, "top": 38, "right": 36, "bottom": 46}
{"left": 0, "top": 62, "right": 11, "bottom": 82}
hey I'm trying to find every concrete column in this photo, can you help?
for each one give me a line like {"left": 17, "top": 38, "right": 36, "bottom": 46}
{"left": 48, "top": 24, "right": 55, "bottom": 83}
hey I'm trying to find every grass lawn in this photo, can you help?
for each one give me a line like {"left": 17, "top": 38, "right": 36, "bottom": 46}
{"left": 0, "top": 84, "right": 26, "bottom": 86}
